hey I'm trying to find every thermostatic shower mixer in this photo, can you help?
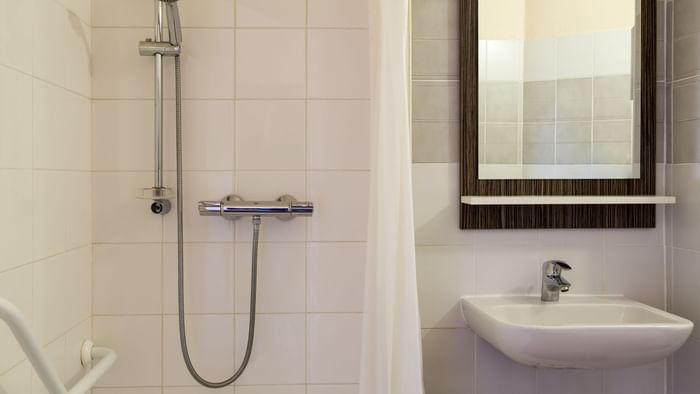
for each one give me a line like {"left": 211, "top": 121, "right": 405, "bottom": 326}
{"left": 198, "top": 195, "right": 314, "bottom": 220}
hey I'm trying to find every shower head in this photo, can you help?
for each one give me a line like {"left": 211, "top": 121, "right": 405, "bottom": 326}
{"left": 162, "top": 0, "right": 182, "bottom": 46}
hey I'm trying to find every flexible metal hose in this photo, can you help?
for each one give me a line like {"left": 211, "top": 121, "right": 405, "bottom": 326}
{"left": 175, "top": 55, "right": 259, "bottom": 388}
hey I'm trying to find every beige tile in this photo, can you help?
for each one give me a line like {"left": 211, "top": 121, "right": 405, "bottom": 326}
{"left": 0, "top": 0, "right": 33, "bottom": 72}
{"left": 0, "top": 170, "right": 32, "bottom": 272}
{"left": 483, "top": 124, "right": 518, "bottom": 144}
{"left": 475, "top": 245, "right": 540, "bottom": 295}
{"left": 163, "top": 171, "right": 234, "bottom": 242}
{"left": 308, "top": 0, "right": 368, "bottom": 28}
{"left": 674, "top": 0, "right": 700, "bottom": 38}
{"left": 523, "top": 143, "right": 555, "bottom": 165}
{"left": 557, "top": 122, "right": 591, "bottom": 143}
{"left": 307, "top": 171, "right": 369, "bottom": 242}
{"left": 235, "top": 242, "right": 305, "bottom": 314}
{"left": 605, "top": 361, "right": 665, "bottom": 394}
{"left": 593, "top": 120, "right": 632, "bottom": 142}
{"left": 673, "top": 78, "right": 700, "bottom": 122}
{"left": 236, "top": 29, "right": 306, "bottom": 99}
{"left": 233, "top": 171, "right": 307, "bottom": 242}
{"left": 538, "top": 369, "right": 603, "bottom": 394}
{"left": 422, "top": 329, "right": 475, "bottom": 394}
{"left": 0, "top": 66, "right": 32, "bottom": 169}
{"left": 93, "top": 244, "right": 162, "bottom": 315}
{"left": 236, "top": 387, "right": 304, "bottom": 394}
{"left": 308, "top": 30, "right": 369, "bottom": 99}
{"left": 673, "top": 119, "right": 700, "bottom": 163}
{"left": 163, "top": 29, "right": 235, "bottom": 99}
{"left": 476, "top": 338, "right": 535, "bottom": 394}
{"left": 177, "top": 0, "right": 236, "bottom": 28}
{"left": 412, "top": 39, "right": 458, "bottom": 78}
{"left": 523, "top": 123, "right": 554, "bottom": 144}
{"left": 306, "top": 242, "right": 365, "bottom": 313}
{"left": 483, "top": 143, "right": 518, "bottom": 164}
{"left": 673, "top": 337, "right": 700, "bottom": 392}
{"left": 91, "top": 28, "right": 154, "bottom": 99}
{"left": 483, "top": 81, "right": 520, "bottom": 122}
{"left": 307, "top": 314, "right": 362, "bottom": 384}
{"left": 594, "top": 75, "right": 631, "bottom": 99}
{"left": 235, "top": 315, "right": 305, "bottom": 385}
{"left": 672, "top": 248, "right": 700, "bottom": 338}
{"left": 163, "top": 243, "right": 235, "bottom": 314}
{"left": 163, "top": 100, "right": 235, "bottom": 171}
{"left": 162, "top": 315, "right": 235, "bottom": 386}
{"left": 306, "top": 386, "right": 357, "bottom": 394}
{"left": 235, "top": 100, "right": 306, "bottom": 170}
{"left": 236, "top": 0, "right": 306, "bottom": 28}
{"left": 416, "top": 246, "right": 475, "bottom": 328}
{"left": 412, "top": 81, "right": 459, "bottom": 121}
{"left": 675, "top": 33, "right": 700, "bottom": 80}
{"left": 307, "top": 100, "right": 370, "bottom": 170}
{"left": 593, "top": 98, "right": 632, "bottom": 120}
{"left": 92, "top": 172, "right": 164, "bottom": 243}
{"left": 412, "top": 0, "right": 459, "bottom": 39}
{"left": 556, "top": 143, "right": 591, "bottom": 164}
{"left": 92, "top": 100, "right": 153, "bottom": 171}
{"left": 0, "top": 266, "right": 33, "bottom": 373}
{"left": 592, "top": 142, "right": 632, "bottom": 164}
{"left": 604, "top": 245, "right": 665, "bottom": 308}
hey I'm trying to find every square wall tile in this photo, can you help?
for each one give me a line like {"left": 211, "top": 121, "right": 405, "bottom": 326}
{"left": 163, "top": 171, "right": 234, "bottom": 243}
{"left": 93, "top": 244, "right": 162, "bottom": 315}
{"left": 537, "top": 369, "right": 603, "bottom": 394}
{"left": 0, "top": 266, "right": 33, "bottom": 373}
{"left": 0, "top": 170, "right": 33, "bottom": 272}
{"left": 236, "top": 29, "right": 306, "bottom": 99}
{"left": 234, "top": 314, "right": 305, "bottom": 385}
{"left": 308, "top": 0, "right": 368, "bottom": 28}
{"left": 164, "top": 99, "right": 235, "bottom": 171}
{"left": 422, "top": 329, "right": 475, "bottom": 394}
{"left": 0, "top": 66, "right": 32, "bottom": 169}
{"left": 163, "top": 243, "right": 235, "bottom": 314}
{"left": 307, "top": 242, "right": 366, "bottom": 313}
{"left": 234, "top": 171, "right": 307, "bottom": 242}
{"left": 307, "top": 171, "right": 369, "bottom": 242}
{"left": 94, "top": 316, "right": 162, "bottom": 387}
{"left": 557, "top": 34, "right": 593, "bottom": 79}
{"left": 91, "top": 28, "right": 154, "bottom": 99}
{"left": 236, "top": 386, "right": 304, "bottom": 394}
{"left": 235, "top": 100, "right": 306, "bottom": 170}
{"left": 163, "top": 315, "right": 235, "bottom": 386}
{"left": 236, "top": 0, "right": 306, "bottom": 28}
{"left": 0, "top": 0, "right": 33, "bottom": 72}
{"left": 307, "top": 314, "right": 362, "bottom": 384}
{"left": 308, "top": 30, "right": 370, "bottom": 99}
{"left": 92, "top": 100, "right": 154, "bottom": 171}
{"left": 475, "top": 338, "right": 535, "bottom": 394}
{"left": 307, "top": 100, "right": 370, "bottom": 170}
{"left": 92, "top": 172, "right": 163, "bottom": 244}
{"left": 163, "top": 29, "right": 235, "bottom": 99}
{"left": 416, "top": 245, "right": 475, "bottom": 328}
{"left": 235, "top": 242, "right": 305, "bottom": 314}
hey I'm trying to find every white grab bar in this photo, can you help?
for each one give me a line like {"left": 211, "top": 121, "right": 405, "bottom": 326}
{"left": 0, "top": 298, "right": 116, "bottom": 394}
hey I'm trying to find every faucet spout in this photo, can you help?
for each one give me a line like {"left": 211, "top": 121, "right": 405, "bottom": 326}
{"left": 541, "top": 260, "right": 572, "bottom": 302}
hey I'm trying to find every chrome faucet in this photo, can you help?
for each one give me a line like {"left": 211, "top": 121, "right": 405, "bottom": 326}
{"left": 541, "top": 260, "right": 572, "bottom": 302}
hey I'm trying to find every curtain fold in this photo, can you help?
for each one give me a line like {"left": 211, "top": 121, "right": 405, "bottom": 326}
{"left": 359, "top": 0, "right": 425, "bottom": 393}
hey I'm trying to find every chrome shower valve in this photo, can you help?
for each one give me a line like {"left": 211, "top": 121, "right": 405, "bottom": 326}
{"left": 198, "top": 194, "right": 314, "bottom": 221}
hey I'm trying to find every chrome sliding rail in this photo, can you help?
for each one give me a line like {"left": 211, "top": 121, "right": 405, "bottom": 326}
{"left": 0, "top": 298, "right": 116, "bottom": 394}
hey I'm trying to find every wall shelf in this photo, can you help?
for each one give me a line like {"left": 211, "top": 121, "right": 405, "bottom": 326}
{"left": 461, "top": 196, "right": 677, "bottom": 206}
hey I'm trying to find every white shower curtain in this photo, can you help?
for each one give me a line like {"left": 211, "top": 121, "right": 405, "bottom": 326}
{"left": 359, "top": 0, "right": 425, "bottom": 393}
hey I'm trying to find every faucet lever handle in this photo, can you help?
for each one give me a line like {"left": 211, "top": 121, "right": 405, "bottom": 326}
{"left": 550, "top": 260, "right": 572, "bottom": 270}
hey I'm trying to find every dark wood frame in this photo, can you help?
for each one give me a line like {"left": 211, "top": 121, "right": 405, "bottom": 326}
{"left": 460, "top": 0, "right": 657, "bottom": 229}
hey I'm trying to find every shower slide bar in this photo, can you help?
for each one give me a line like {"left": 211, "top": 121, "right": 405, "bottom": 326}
{"left": 0, "top": 298, "right": 116, "bottom": 394}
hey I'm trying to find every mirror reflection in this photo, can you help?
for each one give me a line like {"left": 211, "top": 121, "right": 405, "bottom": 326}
{"left": 478, "top": 0, "right": 640, "bottom": 179}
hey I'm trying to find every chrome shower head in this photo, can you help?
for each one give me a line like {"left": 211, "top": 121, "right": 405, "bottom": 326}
{"left": 161, "top": 0, "right": 182, "bottom": 46}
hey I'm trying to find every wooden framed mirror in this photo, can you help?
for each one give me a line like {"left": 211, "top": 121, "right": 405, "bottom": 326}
{"left": 460, "top": 0, "right": 657, "bottom": 229}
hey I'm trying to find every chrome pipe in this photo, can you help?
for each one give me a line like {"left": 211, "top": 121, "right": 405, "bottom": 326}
{"left": 154, "top": 0, "right": 164, "bottom": 189}
{"left": 199, "top": 195, "right": 314, "bottom": 220}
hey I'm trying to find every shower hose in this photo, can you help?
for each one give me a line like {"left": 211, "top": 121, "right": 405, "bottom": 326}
{"left": 175, "top": 56, "right": 259, "bottom": 388}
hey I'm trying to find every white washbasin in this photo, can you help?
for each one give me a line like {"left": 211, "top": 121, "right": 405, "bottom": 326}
{"left": 460, "top": 295, "right": 693, "bottom": 369}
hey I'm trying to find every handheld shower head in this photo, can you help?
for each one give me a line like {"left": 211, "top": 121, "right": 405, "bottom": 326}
{"left": 162, "top": 0, "right": 182, "bottom": 46}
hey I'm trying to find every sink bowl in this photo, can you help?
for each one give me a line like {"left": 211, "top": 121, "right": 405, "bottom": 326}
{"left": 460, "top": 295, "right": 693, "bottom": 369}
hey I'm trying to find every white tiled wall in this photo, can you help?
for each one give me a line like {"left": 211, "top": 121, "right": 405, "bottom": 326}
{"left": 90, "top": 0, "right": 369, "bottom": 392}
{"left": 0, "top": 0, "right": 93, "bottom": 391}
{"left": 413, "top": 0, "right": 671, "bottom": 393}
{"left": 669, "top": 0, "right": 700, "bottom": 393}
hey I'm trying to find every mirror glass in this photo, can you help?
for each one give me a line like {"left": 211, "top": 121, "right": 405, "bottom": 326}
{"left": 478, "top": 0, "right": 641, "bottom": 179}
